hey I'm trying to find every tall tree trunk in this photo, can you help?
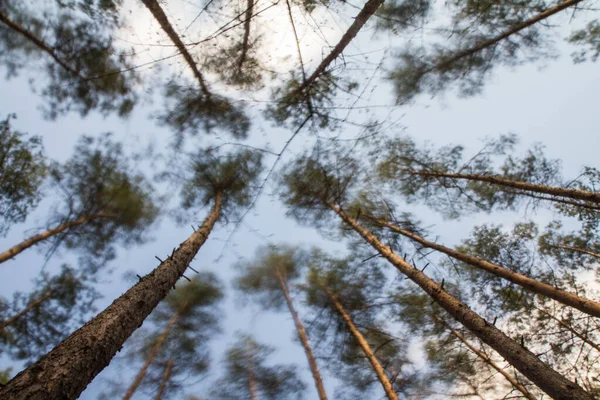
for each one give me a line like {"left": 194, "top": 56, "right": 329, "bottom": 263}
{"left": 371, "top": 217, "right": 600, "bottom": 318}
{"left": 433, "top": 316, "right": 536, "bottom": 400}
{"left": 275, "top": 269, "right": 328, "bottom": 400}
{"left": 326, "top": 201, "right": 593, "bottom": 400}
{"left": 248, "top": 367, "right": 258, "bottom": 400}
{"left": 0, "top": 290, "right": 53, "bottom": 330}
{"left": 140, "top": 0, "right": 210, "bottom": 96}
{"left": 237, "top": 0, "right": 254, "bottom": 74}
{"left": 555, "top": 244, "right": 600, "bottom": 260}
{"left": 324, "top": 288, "right": 399, "bottom": 400}
{"left": 0, "top": 193, "right": 222, "bottom": 400}
{"left": 154, "top": 357, "right": 174, "bottom": 400}
{"left": 0, "top": 214, "right": 112, "bottom": 264}
{"left": 122, "top": 304, "right": 186, "bottom": 400}
{"left": 410, "top": 169, "right": 600, "bottom": 205}
{"left": 534, "top": 306, "right": 600, "bottom": 354}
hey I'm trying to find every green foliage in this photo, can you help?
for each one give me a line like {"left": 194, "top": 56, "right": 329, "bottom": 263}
{"left": 211, "top": 334, "right": 306, "bottom": 400}
{"left": 375, "top": 0, "right": 431, "bottom": 33}
{"left": 538, "top": 220, "right": 600, "bottom": 271}
{"left": 204, "top": 36, "right": 264, "bottom": 90}
{"left": 0, "top": 368, "right": 11, "bottom": 385}
{"left": 0, "top": 115, "right": 46, "bottom": 236}
{"left": 570, "top": 20, "right": 600, "bottom": 63}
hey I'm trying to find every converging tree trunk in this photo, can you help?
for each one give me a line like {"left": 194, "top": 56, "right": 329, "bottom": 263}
{"left": 154, "top": 357, "right": 174, "bottom": 400}
{"left": 371, "top": 217, "right": 600, "bottom": 318}
{"left": 555, "top": 244, "right": 600, "bottom": 260}
{"left": 326, "top": 202, "right": 593, "bottom": 400}
{"left": 0, "top": 290, "right": 53, "bottom": 331}
{"left": 0, "top": 192, "right": 222, "bottom": 399}
{"left": 248, "top": 367, "right": 258, "bottom": 400}
{"left": 275, "top": 269, "right": 328, "bottom": 400}
{"left": 323, "top": 287, "right": 399, "bottom": 400}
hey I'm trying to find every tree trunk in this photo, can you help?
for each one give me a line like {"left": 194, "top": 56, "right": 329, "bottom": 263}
{"left": 237, "top": 0, "right": 254, "bottom": 73}
{"left": 372, "top": 217, "right": 600, "bottom": 318}
{"left": 556, "top": 244, "right": 600, "bottom": 260}
{"left": 411, "top": 169, "right": 600, "bottom": 205}
{"left": 0, "top": 214, "right": 112, "bottom": 264}
{"left": 122, "top": 305, "right": 185, "bottom": 400}
{"left": 0, "top": 290, "right": 53, "bottom": 331}
{"left": 324, "top": 288, "right": 399, "bottom": 400}
{"left": 275, "top": 269, "right": 328, "bottom": 400}
{"left": 0, "top": 193, "right": 222, "bottom": 400}
{"left": 434, "top": 316, "right": 536, "bottom": 400}
{"left": 327, "top": 202, "right": 593, "bottom": 400}
{"left": 140, "top": 0, "right": 210, "bottom": 96}
{"left": 154, "top": 357, "right": 174, "bottom": 400}
{"left": 248, "top": 367, "right": 258, "bottom": 400}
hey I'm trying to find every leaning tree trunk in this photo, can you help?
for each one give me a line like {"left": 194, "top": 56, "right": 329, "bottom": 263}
{"left": 122, "top": 303, "right": 186, "bottom": 400}
{"left": 434, "top": 316, "right": 536, "bottom": 400}
{"left": 0, "top": 290, "right": 53, "bottom": 330}
{"left": 275, "top": 269, "right": 328, "bottom": 400}
{"left": 0, "top": 193, "right": 222, "bottom": 400}
{"left": 0, "top": 214, "right": 111, "bottom": 264}
{"left": 324, "top": 288, "right": 399, "bottom": 400}
{"left": 372, "top": 217, "right": 600, "bottom": 318}
{"left": 555, "top": 244, "right": 600, "bottom": 260}
{"left": 326, "top": 202, "right": 593, "bottom": 400}
{"left": 154, "top": 357, "right": 174, "bottom": 400}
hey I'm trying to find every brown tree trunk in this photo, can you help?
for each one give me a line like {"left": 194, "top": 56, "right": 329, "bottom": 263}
{"left": 0, "top": 290, "right": 53, "bottom": 331}
{"left": 248, "top": 367, "right": 258, "bottom": 400}
{"left": 140, "top": 0, "right": 210, "bottom": 96}
{"left": 122, "top": 305, "right": 186, "bottom": 400}
{"left": 327, "top": 202, "right": 593, "bottom": 400}
{"left": 556, "top": 244, "right": 600, "bottom": 260}
{"left": 411, "top": 170, "right": 600, "bottom": 205}
{"left": 0, "top": 214, "right": 113, "bottom": 264}
{"left": 154, "top": 357, "right": 174, "bottom": 400}
{"left": 434, "top": 316, "right": 537, "bottom": 400}
{"left": 372, "top": 217, "right": 600, "bottom": 318}
{"left": 0, "top": 193, "right": 222, "bottom": 400}
{"left": 275, "top": 269, "right": 328, "bottom": 400}
{"left": 324, "top": 288, "right": 399, "bottom": 400}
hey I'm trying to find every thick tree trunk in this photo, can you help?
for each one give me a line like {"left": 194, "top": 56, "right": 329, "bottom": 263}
{"left": 140, "top": 0, "right": 210, "bottom": 96}
{"left": 325, "top": 289, "right": 399, "bottom": 400}
{"left": 0, "top": 290, "right": 53, "bottom": 330}
{"left": 275, "top": 269, "right": 328, "bottom": 400}
{"left": 122, "top": 305, "right": 185, "bottom": 400}
{"left": 0, "top": 214, "right": 111, "bottom": 264}
{"left": 434, "top": 316, "right": 536, "bottom": 400}
{"left": 411, "top": 170, "right": 600, "bottom": 205}
{"left": 372, "top": 217, "right": 600, "bottom": 318}
{"left": 327, "top": 202, "right": 593, "bottom": 400}
{"left": 154, "top": 357, "right": 174, "bottom": 400}
{"left": 0, "top": 193, "right": 222, "bottom": 400}
{"left": 556, "top": 244, "right": 600, "bottom": 260}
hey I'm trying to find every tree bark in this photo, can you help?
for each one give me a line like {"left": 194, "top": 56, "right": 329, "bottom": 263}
{"left": 327, "top": 201, "right": 593, "bottom": 400}
{"left": 434, "top": 316, "right": 537, "bottom": 400}
{"left": 324, "top": 288, "right": 399, "bottom": 400}
{"left": 0, "top": 290, "right": 53, "bottom": 331}
{"left": 0, "top": 192, "right": 222, "bottom": 400}
{"left": 122, "top": 305, "right": 185, "bottom": 400}
{"left": 410, "top": 169, "right": 600, "bottom": 205}
{"left": 140, "top": 0, "right": 210, "bottom": 96}
{"left": 555, "top": 244, "right": 600, "bottom": 260}
{"left": 0, "top": 214, "right": 113, "bottom": 264}
{"left": 154, "top": 357, "right": 174, "bottom": 400}
{"left": 275, "top": 269, "right": 328, "bottom": 400}
{"left": 372, "top": 217, "right": 600, "bottom": 318}
{"left": 248, "top": 367, "right": 258, "bottom": 400}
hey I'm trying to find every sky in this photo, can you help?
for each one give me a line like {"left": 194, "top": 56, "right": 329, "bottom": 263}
{"left": 1, "top": 0, "right": 600, "bottom": 399}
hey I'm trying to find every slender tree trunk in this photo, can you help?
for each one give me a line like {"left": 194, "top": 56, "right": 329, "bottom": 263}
{"left": 122, "top": 304, "right": 186, "bottom": 400}
{"left": 371, "top": 217, "right": 600, "bottom": 318}
{"left": 237, "top": 0, "right": 254, "bottom": 73}
{"left": 248, "top": 367, "right": 258, "bottom": 400}
{"left": 0, "top": 214, "right": 113, "bottom": 264}
{"left": 140, "top": 0, "right": 210, "bottom": 96}
{"left": 326, "top": 201, "right": 593, "bottom": 400}
{"left": 555, "top": 244, "right": 600, "bottom": 260}
{"left": 534, "top": 306, "right": 600, "bottom": 354}
{"left": 154, "top": 357, "right": 174, "bottom": 400}
{"left": 0, "top": 193, "right": 222, "bottom": 400}
{"left": 324, "top": 288, "right": 399, "bottom": 400}
{"left": 434, "top": 316, "right": 537, "bottom": 400}
{"left": 275, "top": 269, "right": 328, "bottom": 400}
{"left": 0, "top": 290, "right": 53, "bottom": 330}
{"left": 411, "top": 169, "right": 600, "bottom": 205}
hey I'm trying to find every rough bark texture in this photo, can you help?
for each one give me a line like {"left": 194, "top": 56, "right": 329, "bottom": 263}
{"left": 327, "top": 202, "right": 593, "bottom": 400}
{"left": 140, "top": 0, "right": 210, "bottom": 95}
{"left": 556, "top": 244, "right": 600, "bottom": 260}
{"left": 434, "top": 316, "right": 536, "bottom": 400}
{"left": 0, "top": 290, "right": 53, "bottom": 330}
{"left": 325, "top": 288, "right": 399, "bottom": 400}
{"left": 373, "top": 218, "right": 600, "bottom": 318}
{"left": 0, "top": 193, "right": 222, "bottom": 400}
{"left": 275, "top": 269, "right": 328, "bottom": 400}
{"left": 122, "top": 307, "right": 184, "bottom": 400}
{"left": 412, "top": 170, "right": 600, "bottom": 204}
{"left": 154, "top": 357, "right": 173, "bottom": 400}
{"left": 0, "top": 214, "right": 110, "bottom": 264}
